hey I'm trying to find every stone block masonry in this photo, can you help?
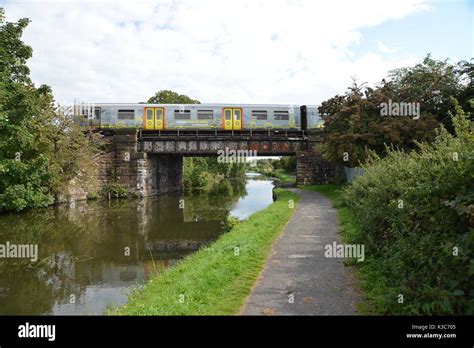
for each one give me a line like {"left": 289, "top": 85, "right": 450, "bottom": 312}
{"left": 114, "top": 129, "right": 183, "bottom": 197}
{"left": 295, "top": 130, "right": 337, "bottom": 185}
{"left": 295, "top": 147, "right": 337, "bottom": 185}
{"left": 63, "top": 129, "right": 184, "bottom": 202}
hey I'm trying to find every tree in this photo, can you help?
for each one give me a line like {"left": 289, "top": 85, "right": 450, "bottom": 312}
{"left": 456, "top": 59, "right": 474, "bottom": 118}
{"left": 279, "top": 156, "right": 296, "bottom": 173}
{"left": 388, "top": 54, "right": 468, "bottom": 132}
{"left": 319, "top": 55, "right": 472, "bottom": 167}
{"left": 145, "top": 90, "right": 200, "bottom": 104}
{"left": 0, "top": 8, "right": 53, "bottom": 211}
{"left": 0, "top": 8, "right": 98, "bottom": 211}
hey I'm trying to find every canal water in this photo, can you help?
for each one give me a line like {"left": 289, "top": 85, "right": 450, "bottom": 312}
{"left": 0, "top": 174, "right": 274, "bottom": 315}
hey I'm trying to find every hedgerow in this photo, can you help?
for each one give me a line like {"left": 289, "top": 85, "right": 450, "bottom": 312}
{"left": 341, "top": 99, "right": 473, "bottom": 314}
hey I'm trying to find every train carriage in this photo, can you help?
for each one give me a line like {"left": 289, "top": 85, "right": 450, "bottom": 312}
{"left": 75, "top": 103, "right": 323, "bottom": 132}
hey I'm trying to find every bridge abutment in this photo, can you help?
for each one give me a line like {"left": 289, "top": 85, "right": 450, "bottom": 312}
{"left": 114, "top": 130, "right": 183, "bottom": 197}
{"left": 295, "top": 131, "right": 337, "bottom": 186}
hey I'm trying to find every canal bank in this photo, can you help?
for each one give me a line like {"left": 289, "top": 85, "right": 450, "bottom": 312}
{"left": 109, "top": 189, "right": 299, "bottom": 315}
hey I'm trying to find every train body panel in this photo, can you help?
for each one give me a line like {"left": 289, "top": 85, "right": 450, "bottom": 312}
{"left": 75, "top": 103, "right": 322, "bottom": 131}
{"left": 306, "top": 105, "right": 324, "bottom": 129}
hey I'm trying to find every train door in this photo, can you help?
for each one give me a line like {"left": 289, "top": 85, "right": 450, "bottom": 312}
{"left": 222, "top": 108, "right": 243, "bottom": 130}
{"left": 233, "top": 108, "right": 242, "bottom": 130}
{"left": 144, "top": 107, "right": 165, "bottom": 130}
{"left": 154, "top": 107, "right": 164, "bottom": 130}
{"left": 223, "top": 108, "right": 232, "bottom": 130}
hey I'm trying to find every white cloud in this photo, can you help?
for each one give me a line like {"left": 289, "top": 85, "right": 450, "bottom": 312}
{"left": 3, "top": 0, "right": 430, "bottom": 105}
{"left": 377, "top": 42, "right": 397, "bottom": 54}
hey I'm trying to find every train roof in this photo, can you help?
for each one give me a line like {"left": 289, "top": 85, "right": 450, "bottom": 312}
{"left": 90, "top": 103, "right": 317, "bottom": 108}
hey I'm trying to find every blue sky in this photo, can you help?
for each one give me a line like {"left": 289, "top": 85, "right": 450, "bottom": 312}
{"left": 0, "top": 0, "right": 472, "bottom": 105}
{"left": 351, "top": 0, "right": 473, "bottom": 62}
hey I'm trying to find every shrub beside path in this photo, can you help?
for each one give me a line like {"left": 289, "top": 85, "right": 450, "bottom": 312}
{"left": 241, "top": 188, "right": 360, "bottom": 315}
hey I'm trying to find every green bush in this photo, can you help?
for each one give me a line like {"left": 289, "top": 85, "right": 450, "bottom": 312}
{"left": 341, "top": 100, "right": 473, "bottom": 314}
{"left": 86, "top": 191, "right": 98, "bottom": 200}
{"left": 0, "top": 183, "right": 53, "bottom": 212}
{"left": 0, "top": 157, "right": 54, "bottom": 212}
{"left": 183, "top": 157, "right": 211, "bottom": 193}
{"left": 102, "top": 183, "right": 128, "bottom": 199}
{"left": 221, "top": 215, "right": 241, "bottom": 232}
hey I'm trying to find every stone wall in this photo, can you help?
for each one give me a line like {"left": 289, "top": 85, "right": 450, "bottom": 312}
{"left": 61, "top": 130, "right": 184, "bottom": 202}
{"left": 135, "top": 154, "right": 184, "bottom": 197}
{"left": 114, "top": 130, "right": 184, "bottom": 197}
{"left": 155, "top": 155, "right": 183, "bottom": 195}
{"left": 295, "top": 130, "right": 337, "bottom": 185}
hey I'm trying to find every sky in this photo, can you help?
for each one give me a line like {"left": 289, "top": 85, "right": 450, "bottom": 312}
{"left": 1, "top": 0, "right": 472, "bottom": 105}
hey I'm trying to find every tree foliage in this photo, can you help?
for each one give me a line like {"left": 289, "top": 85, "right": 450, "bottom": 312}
{"left": 183, "top": 157, "right": 245, "bottom": 193}
{"left": 146, "top": 90, "right": 200, "bottom": 104}
{"left": 388, "top": 55, "right": 470, "bottom": 132}
{"left": 320, "top": 55, "right": 472, "bottom": 167}
{"left": 341, "top": 100, "right": 473, "bottom": 314}
{"left": 0, "top": 8, "right": 98, "bottom": 211}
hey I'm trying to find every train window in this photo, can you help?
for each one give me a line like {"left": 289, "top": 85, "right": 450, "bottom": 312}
{"left": 146, "top": 109, "right": 153, "bottom": 120}
{"left": 252, "top": 110, "right": 267, "bottom": 120}
{"left": 225, "top": 110, "right": 232, "bottom": 120}
{"left": 234, "top": 109, "right": 241, "bottom": 120}
{"left": 118, "top": 109, "right": 135, "bottom": 120}
{"left": 197, "top": 110, "right": 213, "bottom": 120}
{"left": 94, "top": 107, "right": 101, "bottom": 120}
{"left": 156, "top": 109, "right": 163, "bottom": 119}
{"left": 174, "top": 110, "right": 190, "bottom": 120}
{"left": 274, "top": 110, "right": 289, "bottom": 120}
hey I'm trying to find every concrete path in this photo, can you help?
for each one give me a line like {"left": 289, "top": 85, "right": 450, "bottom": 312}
{"left": 241, "top": 189, "right": 359, "bottom": 315}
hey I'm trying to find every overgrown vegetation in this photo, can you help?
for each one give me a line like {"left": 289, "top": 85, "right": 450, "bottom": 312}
{"left": 312, "top": 103, "right": 473, "bottom": 315}
{"left": 102, "top": 182, "right": 129, "bottom": 199}
{"left": 252, "top": 156, "right": 296, "bottom": 183}
{"left": 0, "top": 8, "right": 98, "bottom": 212}
{"left": 320, "top": 55, "right": 473, "bottom": 167}
{"left": 183, "top": 157, "right": 246, "bottom": 193}
{"left": 109, "top": 189, "right": 299, "bottom": 315}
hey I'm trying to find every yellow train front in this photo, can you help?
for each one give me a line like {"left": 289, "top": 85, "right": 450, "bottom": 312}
{"left": 75, "top": 103, "right": 323, "bottom": 132}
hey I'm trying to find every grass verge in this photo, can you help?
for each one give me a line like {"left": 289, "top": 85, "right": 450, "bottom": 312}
{"left": 108, "top": 188, "right": 299, "bottom": 315}
{"left": 272, "top": 169, "right": 296, "bottom": 184}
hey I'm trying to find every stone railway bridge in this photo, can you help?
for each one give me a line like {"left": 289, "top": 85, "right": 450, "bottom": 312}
{"left": 107, "top": 129, "right": 336, "bottom": 197}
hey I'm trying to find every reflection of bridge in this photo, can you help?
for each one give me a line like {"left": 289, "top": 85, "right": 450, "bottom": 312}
{"left": 103, "top": 129, "right": 336, "bottom": 197}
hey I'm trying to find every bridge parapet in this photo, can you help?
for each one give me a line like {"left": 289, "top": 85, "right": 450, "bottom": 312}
{"left": 139, "top": 138, "right": 307, "bottom": 156}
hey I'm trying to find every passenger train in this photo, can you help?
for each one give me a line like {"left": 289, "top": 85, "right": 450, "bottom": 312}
{"left": 75, "top": 103, "right": 323, "bottom": 132}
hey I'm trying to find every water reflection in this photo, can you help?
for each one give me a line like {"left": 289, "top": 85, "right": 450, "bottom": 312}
{"left": 230, "top": 177, "right": 275, "bottom": 220}
{"left": 0, "top": 175, "right": 274, "bottom": 315}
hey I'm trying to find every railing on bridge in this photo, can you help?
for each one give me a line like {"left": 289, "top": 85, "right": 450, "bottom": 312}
{"left": 138, "top": 129, "right": 307, "bottom": 141}
{"left": 137, "top": 129, "right": 308, "bottom": 155}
